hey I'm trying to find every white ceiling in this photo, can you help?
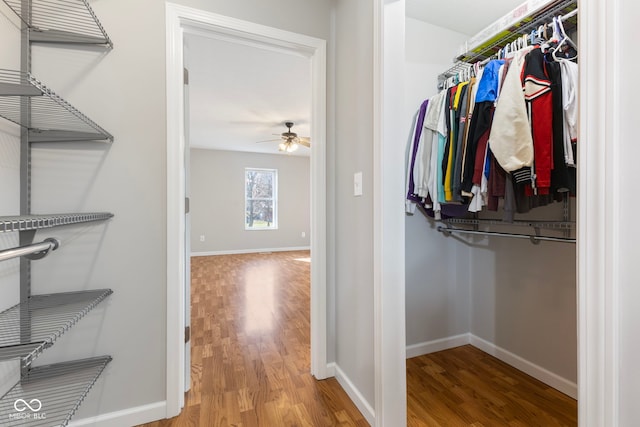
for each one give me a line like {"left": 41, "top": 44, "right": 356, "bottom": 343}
{"left": 406, "top": 0, "right": 526, "bottom": 35}
{"left": 186, "top": 1, "right": 526, "bottom": 157}
{"left": 185, "top": 33, "right": 311, "bottom": 157}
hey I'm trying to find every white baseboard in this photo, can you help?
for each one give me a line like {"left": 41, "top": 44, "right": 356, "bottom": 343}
{"left": 405, "top": 333, "right": 470, "bottom": 359}
{"left": 325, "top": 362, "right": 337, "bottom": 378}
{"left": 191, "top": 246, "right": 310, "bottom": 257}
{"left": 469, "top": 335, "right": 578, "bottom": 399}
{"left": 67, "top": 401, "right": 166, "bottom": 427}
{"left": 334, "top": 364, "right": 375, "bottom": 426}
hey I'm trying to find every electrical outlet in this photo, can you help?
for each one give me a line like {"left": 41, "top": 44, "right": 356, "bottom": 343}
{"left": 199, "top": 235, "right": 205, "bottom": 242}
{"left": 301, "top": 232, "right": 306, "bottom": 238}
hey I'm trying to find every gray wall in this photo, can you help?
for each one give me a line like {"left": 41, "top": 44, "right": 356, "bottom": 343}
{"left": 334, "top": 0, "right": 375, "bottom": 409}
{"left": 0, "top": 0, "right": 335, "bottom": 422}
{"left": 189, "top": 148, "right": 310, "bottom": 253}
{"left": 404, "top": 18, "right": 471, "bottom": 347}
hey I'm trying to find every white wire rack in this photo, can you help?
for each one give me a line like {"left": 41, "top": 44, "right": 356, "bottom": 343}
{"left": 2, "top": 0, "right": 112, "bottom": 47}
{"left": 0, "top": 289, "right": 113, "bottom": 367}
{"left": 0, "top": 69, "right": 113, "bottom": 142}
{"left": 0, "top": 356, "right": 112, "bottom": 426}
{"left": 0, "top": 213, "right": 114, "bottom": 233}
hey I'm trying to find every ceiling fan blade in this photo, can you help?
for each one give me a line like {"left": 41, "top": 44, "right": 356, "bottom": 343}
{"left": 298, "top": 137, "right": 311, "bottom": 147}
{"left": 255, "top": 138, "right": 281, "bottom": 143}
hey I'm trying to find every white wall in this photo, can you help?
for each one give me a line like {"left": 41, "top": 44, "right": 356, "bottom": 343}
{"left": 404, "top": 18, "right": 471, "bottom": 349}
{"left": 616, "top": 0, "right": 640, "bottom": 423}
{"left": 334, "top": 0, "right": 376, "bottom": 415}
{"left": 0, "top": 0, "right": 335, "bottom": 424}
{"left": 189, "top": 148, "right": 310, "bottom": 253}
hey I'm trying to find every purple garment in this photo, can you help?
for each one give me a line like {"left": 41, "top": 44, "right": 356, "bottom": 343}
{"left": 406, "top": 99, "right": 429, "bottom": 204}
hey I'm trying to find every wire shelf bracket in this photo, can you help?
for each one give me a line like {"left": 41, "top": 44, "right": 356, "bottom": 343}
{"left": 2, "top": 0, "right": 113, "bottom": 47}
{"left": 0, "top": 69, "right": 114, "bottom": 143}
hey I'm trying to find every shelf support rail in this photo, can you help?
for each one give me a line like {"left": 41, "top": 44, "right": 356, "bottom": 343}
{"left": 0, "top": 237, "right": 60, "bottom": 262}
{"left": 437, "top": 226, "right": 576, "bottom": 244}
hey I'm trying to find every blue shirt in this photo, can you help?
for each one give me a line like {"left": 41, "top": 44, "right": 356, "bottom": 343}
{"left": 475, "top": 60, "right": 505, "bottom": 103}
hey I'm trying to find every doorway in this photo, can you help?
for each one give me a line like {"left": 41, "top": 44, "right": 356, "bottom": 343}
{"left": 165, "top": 4, "right": 328, "bottom": 417}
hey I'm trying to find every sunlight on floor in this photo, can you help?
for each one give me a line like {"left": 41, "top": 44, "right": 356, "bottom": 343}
{"left": 294, "top": 257, "right": 311, "bottom": 263}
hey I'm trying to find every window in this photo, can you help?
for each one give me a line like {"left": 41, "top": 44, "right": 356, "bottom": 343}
{"left": 245, "top": 168, "right": 277, "bottom": 230}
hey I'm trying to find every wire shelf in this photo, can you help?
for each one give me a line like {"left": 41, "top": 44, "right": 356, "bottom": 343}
{"left": 455, "top": 0, "right": 577, "bottom": 63}
{"left": 2, "top": 0, "right": 112, "bottom": 47}
{"left": 0, "top": 290, "right": 113, "bottom": 367}
{"left": 0, "top": 356, "right": 111, "bottom": 426}
{"left": 0, "top": 213, "right": 113, "bottom": 233}
{"left": 0, "top": 69, "right": 113, "bottom": 142}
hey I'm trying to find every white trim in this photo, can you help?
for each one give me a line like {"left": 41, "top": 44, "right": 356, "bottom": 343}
{"left": 191, "top": 246, "right": 311, "bottom": 257}
{"left": 405, "top": 334, "right": 471, "bottom": 359}
{"left": 325, "top": 362, "right": 337, "bottom": 377}
{"left": 470, "top": 335, "right": 578, "bottom": 400}
{"left": 578, "top": 1, "right": 620, "bottom": 425}
{"left": 165, "top": 3, "right": 186, "bottom": 417}
{"left": 67, "top": 402, "right": 166, "bottom": 427}
{"left": 374, "top": 1, "right": 407, "bottom": 426}
{"left": 334, "top": 364, "right": 376, "bottom": 426}
{"left": 165, "top": 2, "right": 329, "bottom": 419}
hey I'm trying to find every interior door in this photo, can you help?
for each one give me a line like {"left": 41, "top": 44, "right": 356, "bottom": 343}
{"left": 183, "top": 66, "right": 192, "bottom": 393}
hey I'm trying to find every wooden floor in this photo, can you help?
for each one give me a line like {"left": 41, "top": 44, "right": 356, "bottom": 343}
{"left": 139, "top": 251, "right": 368, "bottom": 427}
{"left": 139, "top": 251, "right": 577, "bottom": 427}
{"left": 407, "top": 345, "right": 577, "bottom": 426}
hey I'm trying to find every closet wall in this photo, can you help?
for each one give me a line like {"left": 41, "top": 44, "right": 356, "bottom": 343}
{"left": 404, "top": 18, "right": 472, "bottom": 353}
{"left": 404, "top": 9, "right": 577, "bottom": 394}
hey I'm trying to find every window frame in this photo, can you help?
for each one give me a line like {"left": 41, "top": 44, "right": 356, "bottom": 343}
{"left": 244, "top": 167, "right": 278, "bottom": 231}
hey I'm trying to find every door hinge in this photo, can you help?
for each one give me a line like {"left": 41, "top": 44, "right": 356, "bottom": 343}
{"left": 185, "top": 326, "right": 190, "bottom": 343}
{"left": 183, "top": 68, "right": 189, "bottom": 85}
{"left": 185, "top": 197, "right": 190, "bottom": 214}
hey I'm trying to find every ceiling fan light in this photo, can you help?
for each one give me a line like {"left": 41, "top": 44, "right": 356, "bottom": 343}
{"left": 288, "top": 143, "right": 299, "bottom": 152}
{"left": 278, "top": 142, "right": 287, "bottom": 151}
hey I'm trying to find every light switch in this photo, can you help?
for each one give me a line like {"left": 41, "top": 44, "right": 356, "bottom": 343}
{"left": 353, "top": 172, "right": 363, "bottom": 196}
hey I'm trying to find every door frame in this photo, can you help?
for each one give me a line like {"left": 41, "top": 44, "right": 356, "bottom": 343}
{"left": 165, "top": 3, "right": 328, "bottom": 417}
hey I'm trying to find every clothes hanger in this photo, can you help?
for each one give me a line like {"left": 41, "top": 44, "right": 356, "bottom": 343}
{"left": 552, "top": 15, "right": 578, "bottom": 61}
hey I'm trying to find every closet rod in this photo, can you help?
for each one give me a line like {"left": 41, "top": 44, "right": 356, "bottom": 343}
{"left": 0, "top": 238, "right": 60, "bottom": 262}
{"left": 437, "top": 226, "right": 576, "bottom": 244}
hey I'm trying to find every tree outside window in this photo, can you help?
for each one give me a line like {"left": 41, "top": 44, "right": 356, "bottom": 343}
{"left": 245, "top": 168, "right": 278, "bottom": 230}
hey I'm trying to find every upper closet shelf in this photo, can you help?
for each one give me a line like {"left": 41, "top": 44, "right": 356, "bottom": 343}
{"left": 2, "top": 0, "right": 112, "bottom": 47}
{"left": 0, "top": 213, "right": 114, "bottom": 233}
{"left": 454, "top": 0, "right": 577, "bottom": 63}
{"left": 0, "top": 69, "right": 113, "bottom": 142}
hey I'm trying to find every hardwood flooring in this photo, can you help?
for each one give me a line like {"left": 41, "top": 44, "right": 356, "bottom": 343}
{"left": 139, "top": 251, "right": 577, "bottom": 427}
{"left": 407, "top": 345, "right": 578, "bottom": 426}
{"left": 139, "top": 251, "right": 367, "bottom": 427}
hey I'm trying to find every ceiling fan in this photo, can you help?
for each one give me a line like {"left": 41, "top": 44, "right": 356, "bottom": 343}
{"left": 257, "top": 121, "right": 311, "bottom": 153}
